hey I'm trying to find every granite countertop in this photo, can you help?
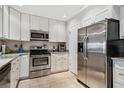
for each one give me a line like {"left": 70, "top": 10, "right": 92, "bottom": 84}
{"left": 0, "top": 53, "right": 29, "bottom": 69}
{"left": 51, "top": 51, "right": 69, "bottom": 54}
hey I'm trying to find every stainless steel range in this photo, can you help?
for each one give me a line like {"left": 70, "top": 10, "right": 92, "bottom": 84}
{"left": 29, "top": 46, "right": 51, "bottom": 78}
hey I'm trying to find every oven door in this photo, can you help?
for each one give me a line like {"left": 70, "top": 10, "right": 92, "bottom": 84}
{"left": 30, "top": 55, "right": 50, "bottom": 71}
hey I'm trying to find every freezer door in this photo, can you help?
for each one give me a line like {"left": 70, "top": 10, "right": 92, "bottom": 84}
{"left": 86, "top": 22, "right": 107, "bottom": 88}
{"left": 78, "top": 27, "right": 87, "bottom": 84}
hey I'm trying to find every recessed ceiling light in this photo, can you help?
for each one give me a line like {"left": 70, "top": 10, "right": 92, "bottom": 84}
{"left": 63, "top": 14, "right": 67, "bottom": 18}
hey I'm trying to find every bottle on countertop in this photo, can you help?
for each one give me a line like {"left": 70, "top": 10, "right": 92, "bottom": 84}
{"left": 2, "top": 44, "right": 6, "bottom": 54}
{"left": 18, "top": 44, "right": 24, "bottom": 53}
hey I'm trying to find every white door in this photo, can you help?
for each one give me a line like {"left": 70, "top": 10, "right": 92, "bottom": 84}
{"left": 20, "top": 55, "right": 29, "bottom": 78}
{"left": 51, "top": 54, "right": 56, "bottom": 73}
{"left": 0, "top": 6, "right": 2, "bottom": 38}
{"left": 3, "top": 6, "right": 9, "bottom": 39}
{"left": 120, "top": 6, "right": 124, "bottom": 39}
{"left": 21, "top": 13, "right": 30, "bottom": 41}
{"left": 39, "top": 17, "right": 49, "bottom": 31}
{"left": 58, "top": 21, "right": 67, "bottom": 42}
{"left": 69, "top": 24, "right": 79, "bottom": 75}
{"left": 10, "top": 8, "right": 21, "bottom": 40}
{"left": 30, "top": 15, "right": 40, "bottom": 30}
{"left": 49, "top": 19, "right": 58, "bottom": 42}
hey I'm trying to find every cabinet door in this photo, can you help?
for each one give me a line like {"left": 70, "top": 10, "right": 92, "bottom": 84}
{"left": 3, "top": 6, "right": 9, "bottom": 39}
{"left": 11, "top": 59, "right": 17, "bottom": 88}
{"left": 49, "top": 19, "right": 58, "bottom": 42}
{"left": 58, "top": 21, "right": 67, "bottom": 42}
{"left": 30, "top": 15, "right": 40, "bottom": 30}
{"left": 19, "top": 55, "right": 29, "bottom": 78}
{"left": 56, "top": 55, "right": 63, "bottom": 71}
{"left": 21, "top": 13, "right": 30, "bottom": 41}
{"left": 51, "top": 54, "right": 56, "bottom": 73}
{"left": 10, "top": 8, "right": 21, "bottom": 40}
{"left": 39, "top": 17, "right": 48, "bottom": 31}
{"left": 61, "top": 54, "right": 68, "bottom": 70}
{"left": 120, "top": 6, "right": 124, "bottom": 39}
{"left": 0, "top": 6, "right": 2, "bottom": 38}
{"left": 69, "top": 24, "right": 78, "bottom": 75}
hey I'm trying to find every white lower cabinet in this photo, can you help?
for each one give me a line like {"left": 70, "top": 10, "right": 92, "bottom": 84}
{"left": 51, "top": 53, "right": 69, "bottom": 73}
{"left": 10, "top": 57, "right": 20, "bottom": 88}
{"left": 19, "top": 55, "right": 29, "bottom": 79}
{"left": 0, "top": 6, "right": 2, "bottom": 38}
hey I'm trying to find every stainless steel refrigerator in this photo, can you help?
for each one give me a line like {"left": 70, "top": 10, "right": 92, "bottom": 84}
{"left": 77, "top": 19, "right": 119, "bottom": 88}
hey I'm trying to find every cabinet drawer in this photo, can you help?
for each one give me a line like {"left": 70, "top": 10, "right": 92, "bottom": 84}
{"left": 114, "top": 68, "right": 124, "bottom": 82}
{"left": 113, "top": 81, "right": 124, "bottom": 88}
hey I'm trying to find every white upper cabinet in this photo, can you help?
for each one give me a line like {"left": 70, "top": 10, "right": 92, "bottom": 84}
{"left": 57, "top": 21, "right": 67, "bottom": 42}
{"left": 30, "top": 15, "right": 40, "bottom": 30}
{"left": 3, "top": 6, "right": 9, "bottom": 39}
{"left": 30, "top": 15, "right": 48, "bottom": 31}
{"left": 49, "top": 19, "right": 58, "bottom": 42}
{"left": 49, "top": 19, "right": 67, "bottom": 42}
{"left": 0, "top": 6, "right": 2, "bottom": 38}
{"left": 39, "top": 17, "right": 48, "bottom": 31}
{"left": 21, "top": 13, "right": 30, "bottom": 41}
{"left": 10, "top": 8, "right": 21, "bottom": 40}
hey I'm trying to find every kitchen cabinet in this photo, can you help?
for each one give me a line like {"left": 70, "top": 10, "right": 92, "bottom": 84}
{"left": 30, "top": 15, "right": 48, "bottom": 31}
{"left": 51, "top": 53, "right": 69, "bottom": 73}
{"left": 19, "top": 55, "right": 29, "bottom": 79}
{"left": 21, "top": 13, "right": 30, "bottom": 41}
{"left": 0, "top": 6, "right": 2, "bottom": 38}
{"left": 3, "top": 6, "right": 9, "bottom": 39}
{"left": 9, "top": 8, "right": 21, "bottom": 40}
{"left": 69, "top": 24, "right": 78, "bottom": 75}
{"left": 10, "top": 57, "right": 20, "bottom": 88}
{"left": 120, "top": 6, "right": 124, "bottom": 39}
{"left": 30, "top": 15, "right": 40, "bottom": 30}
{"left": 39, "top": 17, "right": 49, "bottom": 31}
{"left": 49, "top": 19, "right": 67, "bottom": 42}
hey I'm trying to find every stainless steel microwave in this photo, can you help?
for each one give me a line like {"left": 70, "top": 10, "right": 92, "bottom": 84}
{"left": 30, "top": 30, "right": 49, "bottom": 41}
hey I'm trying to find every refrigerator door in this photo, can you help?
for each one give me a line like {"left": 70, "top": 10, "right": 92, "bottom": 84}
{"left": 86, "top": 22, "right": 107, "bottom": 88}
{"left": 78, "top": 27, "right": 87, "bottom": 84}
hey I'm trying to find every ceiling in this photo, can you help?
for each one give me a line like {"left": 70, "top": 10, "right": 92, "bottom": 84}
{"left": 11, "top": 5, "right": 87, "bottom": 21}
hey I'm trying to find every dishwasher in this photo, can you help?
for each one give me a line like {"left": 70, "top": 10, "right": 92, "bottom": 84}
{"left": 112, "top": 58, "right": 124, "bottom": 88}
{"left": 0, "top": 63, "right": 11, "bottom": 88}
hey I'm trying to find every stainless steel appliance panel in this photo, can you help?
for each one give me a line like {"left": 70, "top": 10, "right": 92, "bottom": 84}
{"left": 30, "top": 55, "right": 50, "bottom": 71}
{"left": 78, "top": 27, "right": 87, "bottom": 84}
{"left": 86, "top": 23, "right": 107, "bottom": 88}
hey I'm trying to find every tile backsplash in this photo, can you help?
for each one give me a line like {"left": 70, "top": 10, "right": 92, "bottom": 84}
{"left": 0, "top": 40, "right": 31, "bottom": 52}
{"left": 0, "top": 40, "right": 66, "bottom": 52}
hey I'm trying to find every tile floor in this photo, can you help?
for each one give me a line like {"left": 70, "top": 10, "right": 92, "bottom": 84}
{"left": 18, "top": 71, "right": 85, "bottom": 88}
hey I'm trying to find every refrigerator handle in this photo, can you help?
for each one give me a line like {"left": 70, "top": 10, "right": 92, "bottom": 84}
{"left": 85, "top": 36, "right": 88, "bottom": 60}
